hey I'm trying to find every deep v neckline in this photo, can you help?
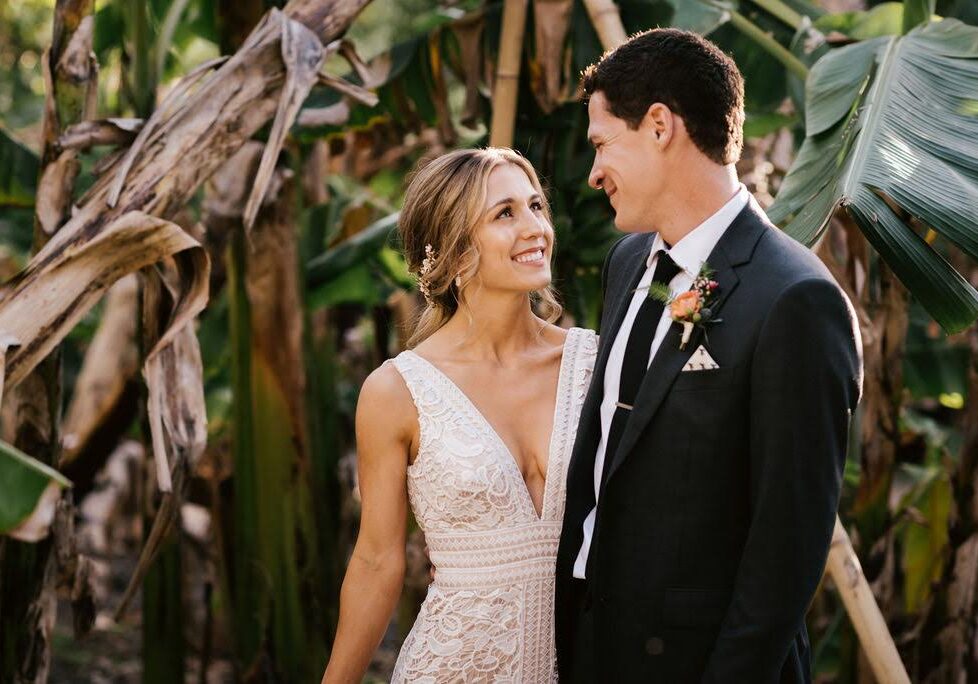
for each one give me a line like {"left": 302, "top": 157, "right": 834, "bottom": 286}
{"left": 405, "top": 330, "right": 575, "bottom": 522}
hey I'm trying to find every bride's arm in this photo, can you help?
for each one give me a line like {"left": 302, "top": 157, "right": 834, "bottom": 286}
{"left": 322, "top": 363, "right": 415, "bottom": 684}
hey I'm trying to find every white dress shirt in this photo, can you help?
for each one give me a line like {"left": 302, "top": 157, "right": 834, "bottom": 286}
{"left": 573, "top": 185, "right": 750, "bottom": 579}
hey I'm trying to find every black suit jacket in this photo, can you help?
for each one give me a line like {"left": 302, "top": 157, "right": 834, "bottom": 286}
{"left": 555, "top": 199, "right": 863, "bottom": 683}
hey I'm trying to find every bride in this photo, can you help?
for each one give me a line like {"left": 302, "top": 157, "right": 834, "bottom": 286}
{"left": 321, "top": 147, "right": 597, "bottom": 683}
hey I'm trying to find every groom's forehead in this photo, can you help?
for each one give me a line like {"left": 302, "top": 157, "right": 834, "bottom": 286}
{"left": 586, "top": 99, "right": 619, "bottom": 141}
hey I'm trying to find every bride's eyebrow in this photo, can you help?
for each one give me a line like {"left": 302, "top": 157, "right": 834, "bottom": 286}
{"left": 486, "top": 198, "right": 513, "bottom": 214}
{"left": 485, "top": 195, "right": 542, "bottom": 215}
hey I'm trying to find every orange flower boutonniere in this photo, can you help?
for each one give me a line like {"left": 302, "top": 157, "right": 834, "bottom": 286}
{"left": 648, "top": 263, "right": 721, "bottom": 349}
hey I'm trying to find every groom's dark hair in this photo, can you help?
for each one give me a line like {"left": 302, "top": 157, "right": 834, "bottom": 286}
{"left": 582, "top": 28, "right": 745, "bottom": 166}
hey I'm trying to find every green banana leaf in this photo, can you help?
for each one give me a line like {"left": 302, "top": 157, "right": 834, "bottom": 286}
{"left": 768, "top": 19, "right": 978, "bottom": 333}
{"left": 306, "top": 211, "right": 399, "bottom": 289}
{"left": 0, "top": 439, "right": 71, "bottom": 540}
{"left": 0, "top": 128, "right": 39, "bottom": 209}
{"left": 893, "top": 461, "right": 951, "bottom": 615}
{"left": 814, "top": 2, "right": 907, "bottom": 39}
{"left": 903, "top": 0, "right": 936, "bottom": 34}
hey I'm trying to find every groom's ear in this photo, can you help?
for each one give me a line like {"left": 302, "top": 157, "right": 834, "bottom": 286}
{"left": 644, "top": 103, "right": 675, "bottom": 150}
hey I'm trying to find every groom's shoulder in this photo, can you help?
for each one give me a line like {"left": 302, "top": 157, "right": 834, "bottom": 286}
{"left": 605, "top": 233, "right": 655, "bottom": 271}
{"left": 739, "top": 221, "right": 858, "bottom": 351}
{"left": 609, "top": 232, "right": 650, "bottom": 264}
{"left": 749, "top": 213, "right": 838, "bottom": 291}
{"left": 602, "top": 233, "right": 651, "bottom": 288}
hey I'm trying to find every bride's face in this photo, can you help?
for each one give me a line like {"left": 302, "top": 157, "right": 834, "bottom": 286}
{"left": 469, "top": 163, "right": 553, "bottom": 296}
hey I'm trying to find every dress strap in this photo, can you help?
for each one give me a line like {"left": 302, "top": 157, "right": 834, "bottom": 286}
{"left": 388, "top": 352, "right": 425, "bottom": 406}
{"left": 568, "top": 327, "right": 598, "bottom": 408}
{"left": 388, "top": 351, "right": 447, "bottom": 459}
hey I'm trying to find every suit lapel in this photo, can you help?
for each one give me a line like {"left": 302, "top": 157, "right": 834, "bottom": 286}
{"left": 565, "top": 235, "right": 653, "bottom": 508}
{"left": 592, "top": 236, "right": 655, "bottom": 389}
{"left": 600, "top": 199, "right": 769, "bottom": 491}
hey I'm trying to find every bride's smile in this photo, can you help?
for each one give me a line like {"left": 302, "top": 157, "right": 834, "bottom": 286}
{"left": 468, "top": 162, "right": 554, "bottom": 296}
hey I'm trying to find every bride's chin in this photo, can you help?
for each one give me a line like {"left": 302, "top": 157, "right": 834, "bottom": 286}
{"left": 523, "top": 277, "right": 552, "bottom": 293}
{"left": 480, "top": 274, "right": 551, "bottom": 295}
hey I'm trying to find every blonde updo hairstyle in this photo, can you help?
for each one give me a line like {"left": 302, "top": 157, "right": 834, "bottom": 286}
{"left": 399, "top": 148, "right": 562, "bottom": 347}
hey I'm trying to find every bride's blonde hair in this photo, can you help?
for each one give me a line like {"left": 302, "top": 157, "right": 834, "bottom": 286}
{"left": 399, "top": 148, "right": 562, "bottom": 347}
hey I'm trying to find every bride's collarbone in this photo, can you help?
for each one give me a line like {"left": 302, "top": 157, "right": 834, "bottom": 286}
{"left": 441, "top": 360, "right": 560, "bottom": 469}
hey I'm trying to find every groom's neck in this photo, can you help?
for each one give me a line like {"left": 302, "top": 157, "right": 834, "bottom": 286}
{"left": 654, "top": 162, "right": 740, "bottom": 247}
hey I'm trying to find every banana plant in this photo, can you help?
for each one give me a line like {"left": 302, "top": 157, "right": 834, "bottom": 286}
{"left": 0, "top": 128, "right": 39, "bottom": 211}
{"left": 0, "top": 129, "right": 38, "bottom": 257}
{"left": 0, "top": 439, "right": 71, "bottom": 542}
{"left": 767, "top": 15, "right": 978, "bottom": 333}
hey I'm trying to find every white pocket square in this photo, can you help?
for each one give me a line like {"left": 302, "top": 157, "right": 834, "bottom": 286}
{"left": 682, "top": 345, "right": 719, "bottom": 372}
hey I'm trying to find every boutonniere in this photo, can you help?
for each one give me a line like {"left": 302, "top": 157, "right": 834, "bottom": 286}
{"left": 647, "top": 263, "right": 721, "bottom": 350}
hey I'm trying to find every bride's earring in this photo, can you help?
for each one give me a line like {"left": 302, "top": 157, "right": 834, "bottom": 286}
{"left": 455, "top": 275, "right": 462, "bottom": 288}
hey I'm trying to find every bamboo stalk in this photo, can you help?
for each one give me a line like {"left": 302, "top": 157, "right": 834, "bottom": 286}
{"left": 489, "top": 0, "right": 529, "bottom": 147}
{"left": 828, "top": 517, "right": 911, "bottom": 684}
{"left": 581, "top": 0, "right": 627, "bottom": 51}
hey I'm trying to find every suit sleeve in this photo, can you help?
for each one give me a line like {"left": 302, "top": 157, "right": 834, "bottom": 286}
{"left": 702, "top": 277, "right": 863, "bottom": 683}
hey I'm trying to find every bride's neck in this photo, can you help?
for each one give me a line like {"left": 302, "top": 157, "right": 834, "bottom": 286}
{"left": 441, "top": 291, "right": 545, "bottom": 362}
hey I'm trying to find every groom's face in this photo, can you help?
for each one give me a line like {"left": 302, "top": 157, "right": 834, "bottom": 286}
{"left": 587, "top": 91, "right": 664, "bottom": 233}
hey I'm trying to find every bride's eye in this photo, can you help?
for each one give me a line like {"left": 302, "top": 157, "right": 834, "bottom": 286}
{"left": 496, "top": 206, "right": 513, "bottom": 219}
{"left": 530, "top": 200, "right": 544, "bottom": 212}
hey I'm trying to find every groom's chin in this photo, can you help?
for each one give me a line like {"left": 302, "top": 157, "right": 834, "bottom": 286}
{"left": 612, "top": 217, "right": 645, "bottom": 234}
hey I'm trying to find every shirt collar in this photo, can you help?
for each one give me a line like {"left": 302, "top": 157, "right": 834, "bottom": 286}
{"left": 647, "top": 184, "right": 750, "bottom": 273}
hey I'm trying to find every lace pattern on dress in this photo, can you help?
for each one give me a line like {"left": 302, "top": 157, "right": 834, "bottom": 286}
{"left": 389, "top": 327, "right": 597, "bottom": 683}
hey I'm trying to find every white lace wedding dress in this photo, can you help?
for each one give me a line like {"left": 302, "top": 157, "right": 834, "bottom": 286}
{"left": 387, "top": 327, "right": 597, "bottom": 683}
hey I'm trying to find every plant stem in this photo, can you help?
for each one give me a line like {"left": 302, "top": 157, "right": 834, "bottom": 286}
{"left": 745, "top": 0, "right": 804, "bottom": 31}
{"left": 128, "top": 0, "right": 155, "bottom": 118}
{"left": 490, "top": 0, "right": 529, "bottom": 147}
{"left": 728, "top": 8, "right": 809, "bottom": 81}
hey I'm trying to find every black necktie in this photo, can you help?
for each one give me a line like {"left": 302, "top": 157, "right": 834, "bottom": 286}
{"left": 600, "top": 251, "right": 682, "bottom": 489}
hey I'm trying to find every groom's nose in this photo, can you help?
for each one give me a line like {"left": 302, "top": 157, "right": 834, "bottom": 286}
{"left": 588, "top": 159, "right": 603, "bottom": 190}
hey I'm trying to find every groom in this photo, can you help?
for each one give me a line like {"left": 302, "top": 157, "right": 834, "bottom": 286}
{"left": 555, "top": 29, "right": 863, "bottom": 683}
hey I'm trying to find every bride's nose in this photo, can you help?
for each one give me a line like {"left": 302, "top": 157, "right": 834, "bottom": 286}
{"left": 522, "top": 214, "right": 547, "bottom": 239}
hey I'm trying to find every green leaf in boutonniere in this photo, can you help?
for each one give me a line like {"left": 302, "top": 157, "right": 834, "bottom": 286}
{"left": 646, "top": 281, "right": 672, "bottom": 304}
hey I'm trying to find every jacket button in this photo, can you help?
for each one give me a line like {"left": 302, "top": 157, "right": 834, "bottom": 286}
{"left": 645, "top": 636, "right": 665, "bottom": 656}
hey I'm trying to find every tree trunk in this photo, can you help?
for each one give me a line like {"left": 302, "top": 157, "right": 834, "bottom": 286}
{"left": 0, "top": 2, "right": 96, "bottom": 681}
{"left": 208, "top": 134, "right": 328, "bottom": 676}
{"left": 852, "top": 265, "right": 908, "bottom": 550}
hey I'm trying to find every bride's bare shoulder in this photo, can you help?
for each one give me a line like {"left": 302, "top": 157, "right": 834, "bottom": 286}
{"left": 357, "top": 361, "right": 416, "bottom": 441}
